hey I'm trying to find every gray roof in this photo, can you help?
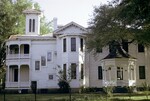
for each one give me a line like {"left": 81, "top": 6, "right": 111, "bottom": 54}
{"left": 23, "top": 9, "right": 41, "bottom": 14}
{"left": 103, "top": 45, "right": 136, "bottom": 59}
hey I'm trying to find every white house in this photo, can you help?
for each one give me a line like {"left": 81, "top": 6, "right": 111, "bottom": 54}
{"left": 5, "top": 8, "right": 150, "bottom": 92}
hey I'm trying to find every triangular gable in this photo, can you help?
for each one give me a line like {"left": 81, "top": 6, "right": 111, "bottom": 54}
{"left": 54, "top": 22, "right": 88, "bottom": 35}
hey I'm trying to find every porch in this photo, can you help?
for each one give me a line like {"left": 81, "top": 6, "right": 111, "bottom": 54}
{"left": 6, "top": 65, "right": 30, "bottom": 89}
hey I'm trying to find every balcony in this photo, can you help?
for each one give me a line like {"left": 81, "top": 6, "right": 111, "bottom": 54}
{"left": 7, "top": 54, "right": 30, "bottom": 59}
{"left": 6, "top": 82, "right": 30, "bottom": 89}
{"left": 6, "top": 44, "right": 30, "bottom": 60}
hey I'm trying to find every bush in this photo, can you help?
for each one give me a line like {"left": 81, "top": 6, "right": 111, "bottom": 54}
{"left": 58, "top": 80, "right": 70, "bottom": 93}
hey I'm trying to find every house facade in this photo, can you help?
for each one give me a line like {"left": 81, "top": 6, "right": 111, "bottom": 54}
{"left": 5, "top": 8, "right": 150, "bottom": 91}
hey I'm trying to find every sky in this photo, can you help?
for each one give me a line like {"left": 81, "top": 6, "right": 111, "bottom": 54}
{"left": 32, "top": 0, "right": 111, "bottom": 27}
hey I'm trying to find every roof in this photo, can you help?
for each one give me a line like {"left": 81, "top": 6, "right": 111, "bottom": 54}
{"left": 103, "top": 45, "right": 136, "bottom": 59}
{"left": 53, "top": 21, "right": 88, "bottom": 34}
{"left": 23, "top": 9, "right": 41, "bottom": 14}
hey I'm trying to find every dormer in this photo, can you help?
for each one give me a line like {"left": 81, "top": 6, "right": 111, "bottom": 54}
{"left": 23, "top": 8, "right": 41, "bottom": 35}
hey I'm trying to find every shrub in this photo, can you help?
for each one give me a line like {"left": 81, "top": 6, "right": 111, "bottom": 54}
{"left": 58, "top": 80, "right": 70, "bottom": 93}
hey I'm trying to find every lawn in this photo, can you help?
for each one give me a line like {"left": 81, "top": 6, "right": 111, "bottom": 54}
{"left": 1, "top": 93, "right": 150, "bottom": 101}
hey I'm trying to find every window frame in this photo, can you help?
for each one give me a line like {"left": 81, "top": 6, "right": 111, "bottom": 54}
{"left": 139, "top": 66, "right": 146, "bottom": 79}
{"left": 71, "top": 38, "right": 76, "bottom": 52}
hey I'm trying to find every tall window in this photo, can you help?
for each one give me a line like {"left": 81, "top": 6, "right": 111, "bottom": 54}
{"left": 139, "top": 66, "right": 146, "bottom": 79}
{"left": 98, "top": 66, "right": 103, "bottom": 80}
{"left": 63, "top": 38, "right": 66, "bottom": 52}
{"left": 29, "top": 19, "right": 35, "bottom": 32}
{"left": 63, "top": 64, "right": 67, "bottom": 80}
{"left": 24, "top": 44, "right": 29, "bottom": 54}
{"left": 138, "top": 44, "right": 144, "bottom": 52}
{"left": 117, "top": 67, "right": 123, "bottom": 80}
{"left": 14, "top": 68, "right": 18, "bottom": 82}
{"left": 71, "top": 63, "right": 76, "bottom": 79}
{"left": 29, "top": 19, "right": 32, "bottom": 32}
{"left": 80, "top": 38, "right": 83, "bottom": 52}
{"left": 33, "top": 19, "right": 35, "bottom": 32}
{"left": 81, "top": 64, "right": 84, "bottom": 79}
{"left": 71, "top": 38, "right": 76, "bottom": 52}
{"left": 35, "top": 61, "right": 40, "bottom": 70}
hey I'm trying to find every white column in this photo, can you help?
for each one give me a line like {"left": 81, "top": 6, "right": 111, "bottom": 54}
{"left": 7, "top": 65, "right": 10, "bottom": 82}
{"left": 18, "top": 65, "right": 20, "bottom": 88}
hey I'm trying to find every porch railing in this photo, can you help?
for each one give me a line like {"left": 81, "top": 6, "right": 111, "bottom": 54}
{"left": 6, "top": 82, "right": 30, "bottom": 88}
{"left": 6, "top": 54, "right": 30, "bottom": 59}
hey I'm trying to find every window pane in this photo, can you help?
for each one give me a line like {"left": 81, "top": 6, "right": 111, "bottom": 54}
{"left": 41, "top": 56, "right": 46, "bottom": 66}
{"left": 35, "top": 61, "right": 40, "bottom": 70}
{"left": 98, "top": 66, "right": 103, "bottom": 79}
{"left": 71, "top": 63, "right": 76, "bottom": 79}
{"left": 24, "top": 44, "right": 29, "bottom": 54}
{"left": 47, "top": 52, "right": 52, "bottom": 61}
{"left": 81, "top": 64, "right": 84, "bottom": 79}
{"left": 63, "top": 38, "right": 66, "bottom": 52}
{"left": 139, "top": 66, "right": 145, "bottom": 79}
{"left": 29, "top": 19, "right": 32, "bottom": 32}
{"left": 117, "top": 67, "right": 123, "bottom": 80}
{"left": 63, "top": 64, "right": 66, "bottom": 80}
{"left": 71, "top": 38, "right": 76, "bottom": 51}
{"left": 80, "top": 38, "right": 83, "bottom": 52}
{"left": 33, "top": 19, "right": 35, "bottom": 32}
{"left": 138, "top": 44, "right": 144, "bottom": 52}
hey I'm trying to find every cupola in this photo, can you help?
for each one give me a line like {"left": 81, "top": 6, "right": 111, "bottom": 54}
{"left": 23, "top": 7, "right": 41, "bottom": 35}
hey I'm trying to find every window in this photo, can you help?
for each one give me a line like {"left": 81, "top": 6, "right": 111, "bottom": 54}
{"left": 35, "top": 61, "right": 40, "bottom": 70}
{"left": 80, "top": 38, "right": 83, "bottom": 52}
{"left": 41, "top": 56, "right": 46, "bottom": 66}
{"left": 29, "top": 19, "right": 35, "bottom": 32}
{"left": 63, "top": 38, "right": 66, "bottom": 52}
{"left": 122, "top": 41, "right": 128, "bottom": 52}
{"left": 47, "top": 52, "right": 52, "bottom": 61}
{"left": 49, "top": 75, "right": 53, "bottom": 80}
{"left": 98, "top": 66, "right": 103, "bottom": 80}
{"left": 138, "top": 44, "right": 144, "bottom": 52}
{"left": 81, "top": 64, "right": 84, "bottom": 79}
{"left": 71, "top": 38, "right": 76, "bottom": 52}
{"left": 33, "top": 19, "right": 35, "bottom": 32}
{"left": 71, "top": 63, "right": 76, "bottom": 79}
{"left": 63, "top": 64, "right": 67, "bottom": 80}
{"left": 24, "top": 44, "right": 29, "bottom": 54}
{"left": 117, "top": 67, "right": 123, "bottom": 80}
{"left": 29, "top": 19, "right": 32, "bottom": 32}
{"left": 14, "top": 69, "right": 18, "bottom": 82}
{"left": 139, "top": 66, "right": 146, "bottom": 79}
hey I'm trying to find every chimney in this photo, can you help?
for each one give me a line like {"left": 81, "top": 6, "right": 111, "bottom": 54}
{"left": 53, "top": 17, "right": 58, "bottom": 31}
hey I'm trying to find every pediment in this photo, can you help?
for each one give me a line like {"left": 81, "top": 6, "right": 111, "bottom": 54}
{"left": 54, "top": 22, "right": 88, "bottom": 35}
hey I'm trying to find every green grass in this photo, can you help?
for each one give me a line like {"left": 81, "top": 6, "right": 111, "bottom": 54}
{"left": 1, "top": 93, "right": 150, "bottom": 101}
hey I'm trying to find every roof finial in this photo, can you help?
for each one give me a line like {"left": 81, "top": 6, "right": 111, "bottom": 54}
{"left": 32, "top": 3, "right": 35, "bottom": 9}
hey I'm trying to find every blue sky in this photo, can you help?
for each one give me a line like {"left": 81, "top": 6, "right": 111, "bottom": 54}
{"left": 33, "top": 0, "right": 111, "bottom": 27}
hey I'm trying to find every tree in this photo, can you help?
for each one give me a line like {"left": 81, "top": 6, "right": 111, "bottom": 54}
{"left": 55, "top": 64, "right": 77, "bottom": 101}
{"left": 87, "top": 4, "right": 132, "bottom": 52}
{"left": 116, "top": 0, "right": 150, "bottom": 46}
{"left": 0, "top": 0, "right": 52, "bottom": 85}
{"left": 87, "top": 0, "right": 150, "bottom": 53}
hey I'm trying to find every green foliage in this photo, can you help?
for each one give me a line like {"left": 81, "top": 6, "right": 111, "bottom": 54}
{"left": 142, "top": 82, "right": 150, "bottom": 99}
{"left": 87, "top": 0, "right": 150, "bottom": 52}
{"left": 58, "top": 80, "right": 70, "bottom": 93}
{"left": 103, "top": 86, "right": 114, "bottom": 97}
{"left": 40, "top": 16, "right": 53, "bottom": 35}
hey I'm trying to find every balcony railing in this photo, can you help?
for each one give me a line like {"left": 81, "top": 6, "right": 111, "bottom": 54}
{"left": 6, "top": 82, "right": 30, "bottom": 88}
{"left": 102, "top": 80, "right": 136, "bottom": 86}
{"left": 7, "top": 54, "right": 30, "bottom": 59}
